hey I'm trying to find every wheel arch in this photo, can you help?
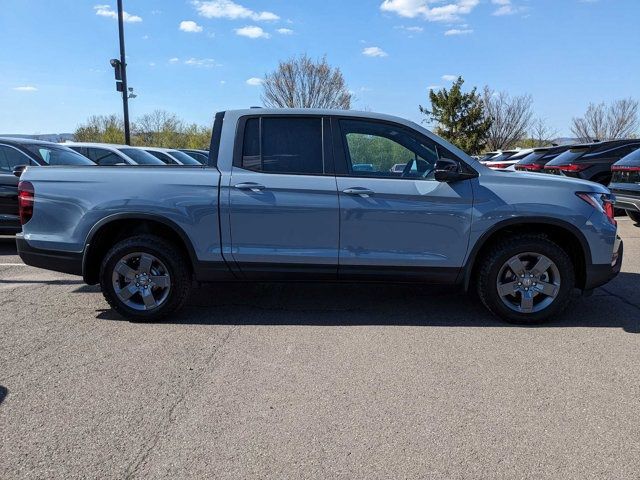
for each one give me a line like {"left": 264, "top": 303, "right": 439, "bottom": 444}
{"left": 462, "top": 217, "right": 592, "bottom": 291}
{"left": 82, "top": 213, "right": 197, "bottom": 285}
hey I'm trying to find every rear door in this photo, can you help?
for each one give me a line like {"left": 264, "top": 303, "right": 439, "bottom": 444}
{"left": 227, "top": 115, "right": 339, "bottom": 279}
{"left": 333, "top": 118, "right": 474, "bottom": 283}
{"left": 0, "top": 144, "right": 34, "bottom": 226}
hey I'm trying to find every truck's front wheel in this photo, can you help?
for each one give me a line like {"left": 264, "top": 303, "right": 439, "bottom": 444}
{"left": 100, "top": 235, "right": 191, "bottom": 322}
{"left": 476, "top": 235, "right": 575, "bottom": 324}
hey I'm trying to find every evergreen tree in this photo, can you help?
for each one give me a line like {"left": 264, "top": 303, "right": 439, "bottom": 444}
{"left": 420, "top": 77, "right": 491, "bottom": 155}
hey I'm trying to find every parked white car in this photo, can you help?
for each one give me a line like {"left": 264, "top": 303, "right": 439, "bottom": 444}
{"left": 65, "top": 142, "right": 165, "bottom": 166}
{"left": 142, "top": 147, "right": 203, "bottom": 166}
{"left": 484, "top": 149, "right": 534, "bottom": 171}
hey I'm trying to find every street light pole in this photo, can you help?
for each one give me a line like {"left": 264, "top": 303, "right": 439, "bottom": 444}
{"left": 117, "top": 0, "right": 131, "bottom": 145}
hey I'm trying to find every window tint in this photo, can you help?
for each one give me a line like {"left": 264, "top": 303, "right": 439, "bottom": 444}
{"left": 0, "top": 145, "right": 31, "bottom": 171}
{"left": 147, "top": 151, "right": 174, "bottom": 164}
{"left": 167, "top": 150, "right": 202, "bottom": 165}
{"left": 88, "top": 148, "right": 123, "bottom": 166}
{"left": 22, "top": 145, "right": 94, "bottom": 166}
{"left": 120, "top": 148, "right": 165, "bottom": 165}
{"left": 340, "top": 120, "right": 439, "bottom": 179}
{"left": 586, "top": 143, "right": 640, "bottom": 160}
{"left": 241, "top": 117, "right": 324, "bottom": 175}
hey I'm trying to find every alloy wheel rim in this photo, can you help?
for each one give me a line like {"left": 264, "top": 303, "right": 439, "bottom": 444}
{"left": 496, "top": 252, "right": 561, "bottom": 314}
{"left": 112, "top": 252, "right": 171, "bottom": 311}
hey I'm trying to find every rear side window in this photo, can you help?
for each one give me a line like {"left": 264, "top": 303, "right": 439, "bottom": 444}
{"left": 0, "top": 145, "right": 32, "bottom": 171}
{"left": 240, "top": 117, "right": 324, "bottom": 175}
{"left": 87, "top": 148, "right": 122, "bottom": 166}
{"left": 22, "top": 145, "right": 94, "bottom": 166}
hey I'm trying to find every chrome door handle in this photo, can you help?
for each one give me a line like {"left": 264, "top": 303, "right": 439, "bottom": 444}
{"left": 343, "top": 187, "right": 374, "bottom": 198}
{"left": 235, "top": 182, "right": 265, "bottom": 192}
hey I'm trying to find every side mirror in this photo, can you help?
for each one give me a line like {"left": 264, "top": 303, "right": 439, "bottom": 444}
{"left": 13, "top": 165, "right": 27, "bottom": 178}
{"left": 434, "top": 158, "right": 478, "bottom": 183}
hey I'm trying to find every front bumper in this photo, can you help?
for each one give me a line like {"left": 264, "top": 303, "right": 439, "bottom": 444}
{"left": 583, "top": 236, "right": 623, "bottom": 290}
{"left": 16, "top": 235, "right": 83, "bottom": 276}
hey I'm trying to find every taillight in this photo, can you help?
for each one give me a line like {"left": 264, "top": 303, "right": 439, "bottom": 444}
{"left": 558, "top": 163, "right": 589, "bottom": 172}
{"left": 577, "top": 192, "right": 616, "bottom": 226}
{"left": 488, "top": 163, "right": 512, "bottom": 169}
{"left": 516, "top": 164, "right": 544, "bottom": 172}
{"left": 612, "top": 165, "right": 640, "bottom": 172}
{"left": 18, "top": 181, "right": 34, "bottom": 225}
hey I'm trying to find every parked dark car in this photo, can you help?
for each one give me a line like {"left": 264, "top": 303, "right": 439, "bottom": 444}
{"left": 514, "top": 145, "right": 573, "bottom": 172}
{"left": 179, "top": 149, "right": 209, "bottom": 164}
{"left": 544, "top": 140, "right": 640, "bottom": 185}
{"left": 609, "top": 148, "right": 640, "bottom": 225}
{"left": 0, "top": 137, "right": 95, "bottom": 234}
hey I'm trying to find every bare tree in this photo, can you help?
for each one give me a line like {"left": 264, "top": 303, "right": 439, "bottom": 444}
{"left": 482, "top": 87, "right": 534, "bottom": 150}
{"left": 571, "top": 99, "right": 639, "bottom": 142}
{"left": 529, "top": 118, "right": 559, "bottom": 147}
{"left": 262, "top": 54, "right": 352, "bottom": 109}
{"left": 133, "top": 110, "right": 183, "bottom": 147}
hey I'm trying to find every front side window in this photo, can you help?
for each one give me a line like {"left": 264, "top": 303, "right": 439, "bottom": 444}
{"left": 340, "top": 120, "right": 440, "bottom": 179}
{"left": 0, "top": 145, "right": 32, "bottom": 171}
{"left": 240, "top": 117, "right": 324, "bottom": 175}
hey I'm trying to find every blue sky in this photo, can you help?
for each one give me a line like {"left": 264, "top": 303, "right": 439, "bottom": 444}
{"left": 0, "top": 0, "right": 637, "bottom": 135}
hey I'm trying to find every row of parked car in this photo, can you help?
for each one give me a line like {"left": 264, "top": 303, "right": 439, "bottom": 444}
{"left": 0, "top": 137, "right": 209, "bottom": 234}
{"left": 478, "top": 139, "right": 640, "bottom": 223}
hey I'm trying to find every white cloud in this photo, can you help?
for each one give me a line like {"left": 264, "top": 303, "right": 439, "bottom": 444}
{"left": 362, "top": 46, "right": 388, "bottom": 57}
{"left": 194, "top": 0, "right": 279, "bottom": 21}
{"left": 276, "top": 28, "right": 294, "bottom": 35}
{"left": 179, "top": 20, "right": 203, "bottom": 33}
{"left": 13, "top": 86, "right": 37, "bottom": 92}
{"left": 444, "top": 28, "right": 473, "bottom": 35}
{"left": 397, "top": 25, "right": 424, "bottom": 32}
{"left": 94, "top": 4, "right": 142, "bottom": 23}
{"left": 442, "top": 74, "right": 458, "bottom": 82}
{"left": 381, "top": 0, "right": 479, "bottom": 23}
{"left": 169, "top": 57, "right": 180, "bottom": 63}
{"left": 491, "top": 0, "right": 522, "bottom": 16}
{"left": 184, "top": 58, "right": 219, "bottom": 67}
{"left": 246, "top": 77, "right": 264, "bottom": 86}
{"left": 235, "top": 25, "right": 270, "bottom": 39}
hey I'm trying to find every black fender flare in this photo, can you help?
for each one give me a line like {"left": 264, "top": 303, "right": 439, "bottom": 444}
{"left": 460, "top": 216, "right": 592, "bottom": 291}
{"left": 82, "top": 213, "right": 198, "bottom": 280}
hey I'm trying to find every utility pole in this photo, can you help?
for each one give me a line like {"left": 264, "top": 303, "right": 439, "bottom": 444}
{"left": 115, "top": 0, "right": 131, "bottom": 145}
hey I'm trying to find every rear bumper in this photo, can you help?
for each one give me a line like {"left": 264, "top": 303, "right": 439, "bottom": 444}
{"left": 583, "top": 236, "right": 623, "bottom": 290}
{"left": 16, "top": 235, "right": 83, "bottom": 276}
{"left": 611, "top": 192, "right": 640, "bottom": 213}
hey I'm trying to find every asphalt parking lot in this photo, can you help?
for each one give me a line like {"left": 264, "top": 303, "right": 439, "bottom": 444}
{"left": 1, "top": 219, "right": 639, "bottom": 479}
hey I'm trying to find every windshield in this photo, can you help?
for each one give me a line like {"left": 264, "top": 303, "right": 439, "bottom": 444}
{"left": 548, "top": 147, "right": 590, "bottom": 166}
{"left": 23, "top": 145, "right": 95, "bottom": 166}
{"left": 487, "top": 152, "right": 517, "bottom": 163}
{"left": 517, "top": 151, "right": 547, "bottom": 165}
{"left": 119, "top": 148, "right": 165, "bottom": 165}
{"left": 615, "top": 148, "right": 640, "bottom": 167}
{"left": 168, "top": 150, "right": 202, "bottom": 165}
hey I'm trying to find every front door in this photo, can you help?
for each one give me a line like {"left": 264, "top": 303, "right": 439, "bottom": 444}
{"left": 227, "top": 116, "right": 339, "bottom": 280}
{"left": 333, "top": 118, "right": 474, "bottom": 283}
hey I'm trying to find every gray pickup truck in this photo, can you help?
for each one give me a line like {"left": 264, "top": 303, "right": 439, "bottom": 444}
{"left": 16, "top": 109, "right": 623, "bottom": 324}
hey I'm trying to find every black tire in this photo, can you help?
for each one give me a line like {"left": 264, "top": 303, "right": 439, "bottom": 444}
{"left": 476, "top": 234, "right": 575, "bottom": 325}
{"left": 626, "top": 210, "right": 640, "bottom": 225}
{"left": 99, "top": 235, "right": 191, "bottom": 322}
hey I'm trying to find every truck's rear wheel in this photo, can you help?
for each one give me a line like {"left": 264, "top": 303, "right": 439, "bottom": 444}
{"left": 100, "top": 235, "right": 191, "bottom": 322}
{"left": 476, "top": 235, "right": 575, "bottom": 324}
